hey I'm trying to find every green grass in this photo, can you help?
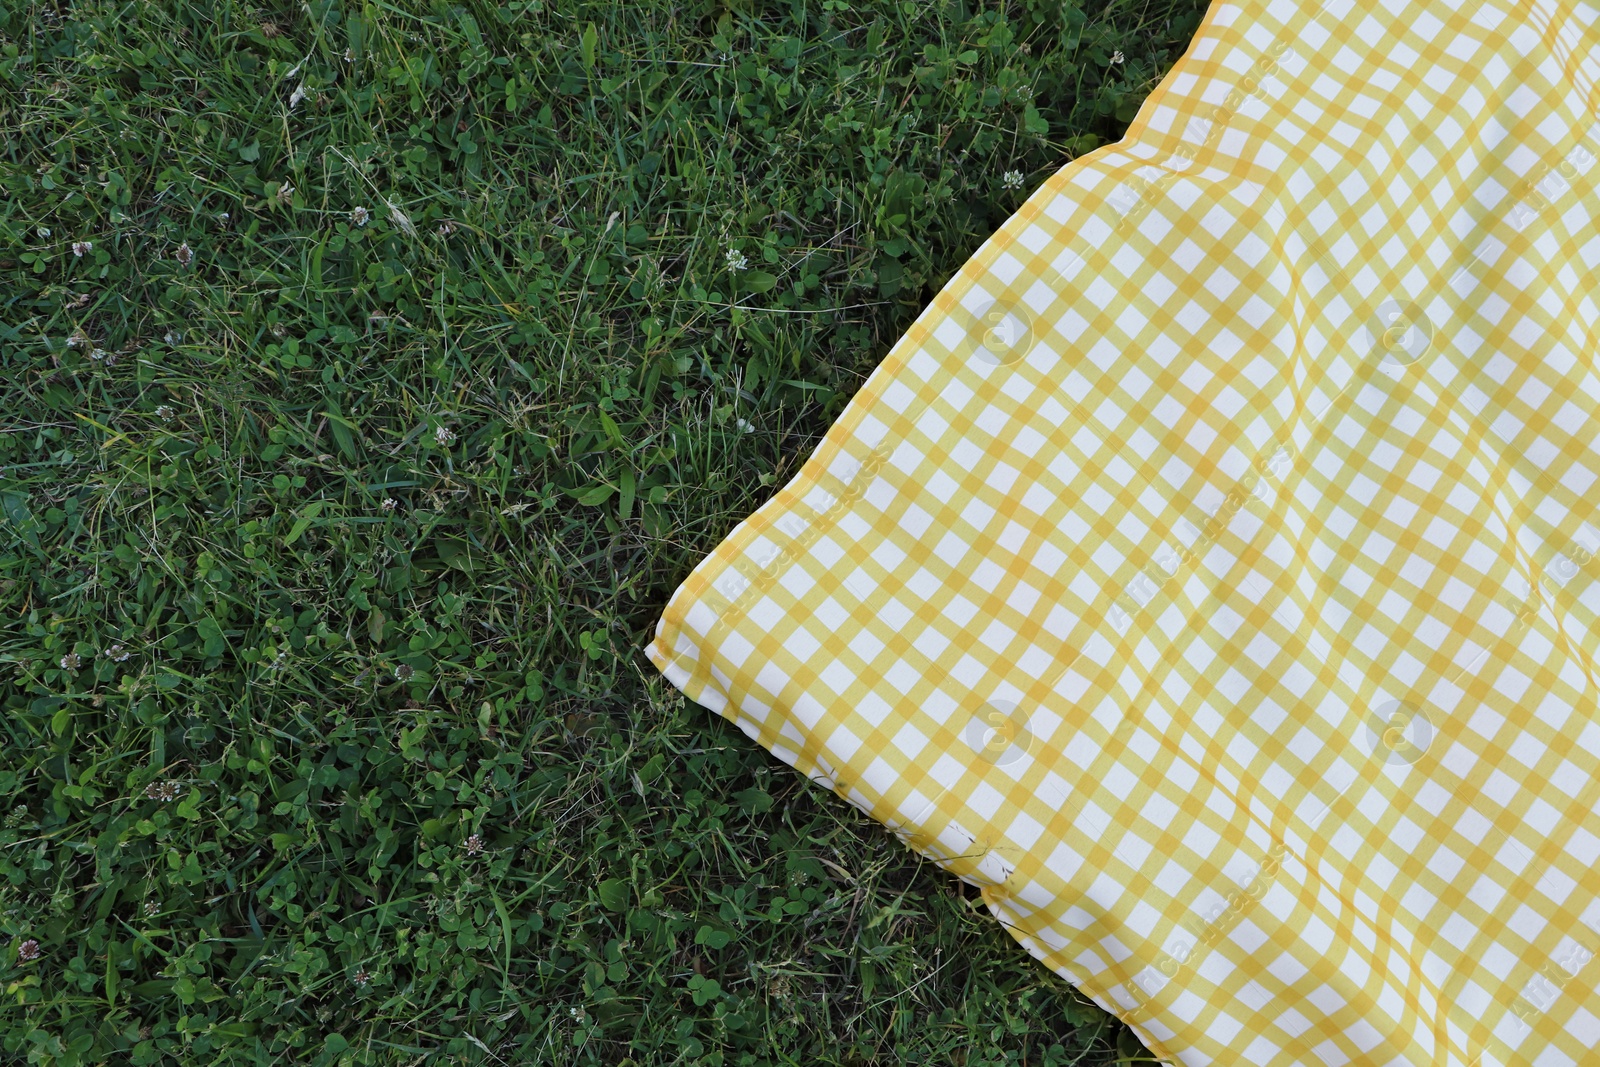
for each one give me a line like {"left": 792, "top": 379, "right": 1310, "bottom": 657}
{"left": 0, "top": 1, "right": 1207, "bottom": 1063}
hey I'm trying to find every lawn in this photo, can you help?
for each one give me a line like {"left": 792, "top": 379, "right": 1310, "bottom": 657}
{"left": 0, "top": 1, "right": 1207, "bottom": 1063}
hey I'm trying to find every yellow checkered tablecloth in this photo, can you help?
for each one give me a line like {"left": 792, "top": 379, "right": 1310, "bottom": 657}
{"left": 648, "top": 0, "right": 1600, "bottom": 1062}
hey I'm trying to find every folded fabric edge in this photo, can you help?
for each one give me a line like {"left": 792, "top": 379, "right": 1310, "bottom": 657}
{"left": 651, "top": 604, "right": 1190, "bottom": 1064}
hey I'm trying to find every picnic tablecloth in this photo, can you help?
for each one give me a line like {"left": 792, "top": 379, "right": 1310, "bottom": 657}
{"left": 648, "top": 0, "right": 1600, "bottom": 1062}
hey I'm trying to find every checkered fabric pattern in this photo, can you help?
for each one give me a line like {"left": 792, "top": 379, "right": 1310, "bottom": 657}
{"left": 648, "top": 0, "right": 1600, "bottom": 1062}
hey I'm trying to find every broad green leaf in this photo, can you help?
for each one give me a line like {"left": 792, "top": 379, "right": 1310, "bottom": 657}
{"left": 346, "top": 12, "right": 365, "bottom": 65}
{"left": 595, "top": 407, "right": 626, "bottom": 448}
{"left": 733, "top": 787, "right": 773, "bottom": 814}
{"left": 694, "top": 924, "right": 731, "bottom": 949}
{"left": 326, "top": 410, "right": 360, "bottom": 462}
{"left": 597, "top": 878, "right": 629, "bottom": 912}
{"left": 618, "top": 467, "right": 636, "bottom": 519}
{"left": 0, "top": 491, "right": 40, "bottom": 551}
{"left": 435, "top": 537, "right": 476, "bottom": 573}
{"left": 637, "top": 753, "right": 665, "bottom": 784}
{"left": 741, "top": 270, "right": 777, "bottom": 293}
{"left": 571, "top": 483, "right": 616, "bottom": 506}
{"left": 283, "top": 500, "right": 325, "bottom": 546}
{"left": 580, "top": 22, "right": 597, "bottom": 70}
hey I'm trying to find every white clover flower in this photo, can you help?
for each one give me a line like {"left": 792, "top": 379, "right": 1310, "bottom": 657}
{"left": 351, "top": 206, "right": 370, "bottom": 226}
{"left": 463, "top": 833, "right": 483, "bottom": 855}
{"left": 155, "top": 405, "right": 175, "bottom": 421}
{"left": 37, "top": 227, "right": 51, "bottom": 238}
{"left": 381, "top": 497, "right": 398, "bottom": 512}
{"left": 163, "top": 330, "right": 182, "bottom": 345}
{"left": 174, "top": 242, "right": 193, "bottom": 267}
{"left": 275, "top": 182, "right": 295, "bottom": 206}
{"left": 89, "top": 348, "right": 107, "bottom": 361}
{"left": 724, "top": 247, "right": 749, "bottom": 271}
{"left": 72, "top": 241, "right": 92, "bottom": 257}
{"left": 435, "top": 425, "right": 456, "bottom": 446}
{"left": 1111, "top": 50, "right": 1125, "bottom": 64}
{"left": 59, "top": 652, "right": 81, "bottom": 671}
{"left": 1002, "top": 170, "right": 1025, "bottom": 190}
{"left": 735, "top": 417, "right": 754, "bottom": 433}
